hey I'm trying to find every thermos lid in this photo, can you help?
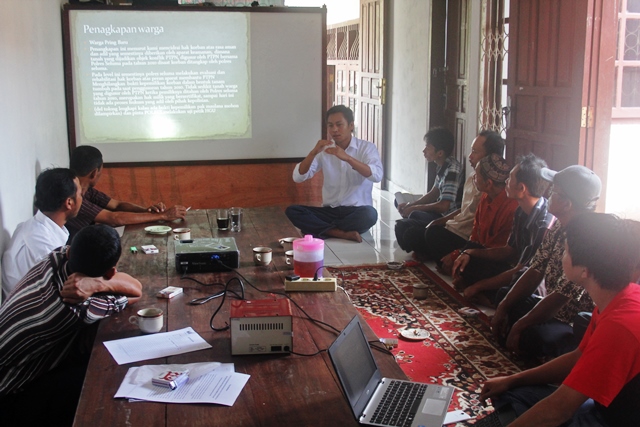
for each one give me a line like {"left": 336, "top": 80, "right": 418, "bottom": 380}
{"left": 293, "top": 234, "right": 324, "bottom": 252}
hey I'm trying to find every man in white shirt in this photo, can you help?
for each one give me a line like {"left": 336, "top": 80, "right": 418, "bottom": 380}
{"left": 2, "top": 168, "right": 82, "bottom": 299}
{"left": 286, "top": 105, "right": 383, "bottom": 242}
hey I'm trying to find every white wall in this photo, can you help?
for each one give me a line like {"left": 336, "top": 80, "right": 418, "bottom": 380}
{"left": 0, "top": 0, "right": 69, "bottom": 256}
{"left": 386, "top": 0, "right": 431, "bottom": 195}
{"left": 385, "top": 0, "right": 481, "bottom": 194}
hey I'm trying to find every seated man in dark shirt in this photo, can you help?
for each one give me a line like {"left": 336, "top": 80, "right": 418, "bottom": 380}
{"left": 479, "top": 213, "right": 640, "bottom": 427}
{"left": 452, "top": 154, "right": 555, "bottom": 306}
{"left": 0, "top": 224, "right": 142, "bottom": 426}
{"left": 492, "top": 165, "right": 600, "bottom": 358}
{"left": 66, "top": 145, "right": 187, "bottom": 240}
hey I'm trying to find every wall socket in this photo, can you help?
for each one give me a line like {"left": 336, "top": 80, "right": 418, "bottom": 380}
{"left": 284, "top": 277, "right": 337, "bottom": 292}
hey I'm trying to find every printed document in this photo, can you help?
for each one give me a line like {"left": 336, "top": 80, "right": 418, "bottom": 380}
{"left": 104, "top": 327, "right": 212, "bottom": 365}
{"left": 115, "top": 362, "right": 249, "bottom": 406}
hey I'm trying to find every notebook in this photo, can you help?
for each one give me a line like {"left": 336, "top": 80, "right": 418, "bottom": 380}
{"left": 328, "top": 316, "right": 454, "bottom": 427}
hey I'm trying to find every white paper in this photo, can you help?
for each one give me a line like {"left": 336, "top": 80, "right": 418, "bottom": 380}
{"left": 394, "top": 192, "right": 423, "bottom": 206}
{"left": 115, "top": 362, "right": 249, "bottom": 406}
{"left": 104, "top": 327, "right": 212, "bottom": 365}
{"left": 114, "top": 226, "right": 125, "bottom": 237}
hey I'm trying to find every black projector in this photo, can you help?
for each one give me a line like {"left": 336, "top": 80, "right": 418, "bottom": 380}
{"left": 175, "top": 237, "right": 240, "bottom": 273}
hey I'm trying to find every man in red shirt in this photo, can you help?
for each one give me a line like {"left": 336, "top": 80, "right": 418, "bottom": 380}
{"left": 438, "top": 154, "right": 518, "bottom": 276}
{"left": 479, "top": 213, "right": 640, "bottom": 427}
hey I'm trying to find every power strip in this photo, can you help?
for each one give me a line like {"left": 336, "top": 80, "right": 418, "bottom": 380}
{"left": 284, "top": 277, "right": 337, "bottom": 292}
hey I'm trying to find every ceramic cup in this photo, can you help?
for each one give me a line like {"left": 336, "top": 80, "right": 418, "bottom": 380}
{"left": 253, "top": 246, "right": 273, "bottom": 266}
{"left": 129, "top": 307, "right": 164, "bottom": 334}
{"left": 279, "top": 237, "right": 297, "bottom": 251}
{"left": 173, "top": 227, "right": 191, "bottom": 240}
{"left": 285, "top": 250, "right": 294, "bottom": 266}
{"left": 413, "top": 284, "right": 429, "bottom": 300}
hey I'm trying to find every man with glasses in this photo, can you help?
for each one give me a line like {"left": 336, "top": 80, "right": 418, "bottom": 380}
{"left": 492, "top": 165, "right": 601, "bottom": 359}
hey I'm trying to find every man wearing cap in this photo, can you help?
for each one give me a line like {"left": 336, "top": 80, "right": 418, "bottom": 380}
{"left": 480, "top": 213, "right": 640, "bottom": 427}
{"left": 437, "top": 154, "right": 518, "bottom": 276}
{"left": 492, "top": 165, "right": 600, "bottom": 358}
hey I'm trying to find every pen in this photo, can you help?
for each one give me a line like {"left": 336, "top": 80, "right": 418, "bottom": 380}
{"left": 186, "top": 206, "right": 191, "bottom": 211}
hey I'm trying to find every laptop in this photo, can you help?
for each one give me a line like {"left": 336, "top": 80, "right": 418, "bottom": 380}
{"left": 328, "top": 316, "right": 454, "bottom": 427}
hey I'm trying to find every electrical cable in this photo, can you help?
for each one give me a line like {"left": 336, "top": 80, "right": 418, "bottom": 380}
{"left": 180, "top": 259, "right": 395, "bottom": 356}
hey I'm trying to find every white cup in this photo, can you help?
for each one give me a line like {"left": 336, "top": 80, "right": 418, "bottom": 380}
{"left": 279, "top": 237, "right": 297, "bottom": 251}
{"left": 253, "top": 246, "right": 273, "bottom": 266}
{"left": 129, "top": 307, "right": 164, "bottom": 334}
{"left": 173, "top": 227, "right": 191, "bottom": 240}
{"left": 285, "top": 250, "right": 294, "bottom": 266}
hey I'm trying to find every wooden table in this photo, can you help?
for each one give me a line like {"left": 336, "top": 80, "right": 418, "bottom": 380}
{"left": 74, "top": 207, "right": 407, "bottom": 426}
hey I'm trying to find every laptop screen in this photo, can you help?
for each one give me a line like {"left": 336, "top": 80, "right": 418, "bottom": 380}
{"left": 329, "top": 316, "right": 382, "bottom": 416}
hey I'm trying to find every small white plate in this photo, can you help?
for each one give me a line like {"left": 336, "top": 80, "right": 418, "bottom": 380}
{"left": 399, "top": 328, "right": 430, "bottom": 341}
{"left": 144, "top": 225, "right": 172, "bottom": 235}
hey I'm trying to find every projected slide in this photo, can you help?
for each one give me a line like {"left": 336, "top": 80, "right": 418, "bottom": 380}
{"left": 70, "top": 10, "right": 251, "bottom": 143}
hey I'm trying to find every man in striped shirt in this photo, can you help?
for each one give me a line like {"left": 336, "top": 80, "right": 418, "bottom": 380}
{"left": 0, "top": 225, "right": 142, "bottom": 426}
{"left": 66, "top": 145, "right": 188, "bottom": 241}
{"left": 395, "top": 127, "right": 464, "bottom": 252}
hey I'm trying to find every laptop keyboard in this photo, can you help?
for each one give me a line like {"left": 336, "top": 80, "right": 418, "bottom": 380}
{"left": 370, "top": 380, "right": 427, "bottom": 427}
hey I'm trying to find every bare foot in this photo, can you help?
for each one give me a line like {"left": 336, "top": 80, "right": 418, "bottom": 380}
{"left": 412, "top": 251, "right": 430, "bottom": 262}
{"left": 469, "top": 293, "right": 494, "bottom": 308}
{"left": 325, "top": 228, "right": 363, "bottom": 242}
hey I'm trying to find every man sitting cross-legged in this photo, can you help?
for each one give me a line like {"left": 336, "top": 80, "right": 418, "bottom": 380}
{"left": 285, "top": 105, "right": 383, "bottom": 242}
{"left": 435, "top": 154, "right": 518, "bottom": 277}
{"left": 478, "top": 213, "right": 640, "bottom": 427}
{"left": 451, "top": 154, "right": 556, "bottom": 307}
{"left": 2, "top": 168, "right": 82, "bottom": 300}
{"left": 395, "top": 127, "right": 464, "bottom": 251}
{"left": 492, "top": 165, "right": 601, "bottom": 359}
{"left": 0, "top": 225, "right": 142, "bottom": 426}
{"left": 397, "top": 130, "right": 505, "bottom": 260}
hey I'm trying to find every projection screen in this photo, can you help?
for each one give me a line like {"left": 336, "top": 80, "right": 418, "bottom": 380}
{"left": 63, "top": 5, "right": 326, "bottom": 164}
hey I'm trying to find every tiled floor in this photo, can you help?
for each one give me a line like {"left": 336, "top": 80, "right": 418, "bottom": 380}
{"left": 322, "top": 187, "right": 413, "bottom": 266}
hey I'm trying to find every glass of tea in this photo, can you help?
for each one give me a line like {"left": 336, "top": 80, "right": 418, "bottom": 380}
{"left": 216, "top": 209, "right": 230, "bottom": 230}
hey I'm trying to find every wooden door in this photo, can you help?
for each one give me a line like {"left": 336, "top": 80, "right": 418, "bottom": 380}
{"left": 358, "top": 0, "right": 387, "bottom": 162}
{"left": 443, "top": 0, "right": 470, "bottom": 164}
{"left": 506, "top": 0, "right": 616, "bottom": 181}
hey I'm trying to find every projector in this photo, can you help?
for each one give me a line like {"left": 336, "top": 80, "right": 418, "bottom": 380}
{"left": 174, "top": 237, "right": 240, "bottom": 273}
{"left": 230, "top": 298, "right": 293, "bottom": 355}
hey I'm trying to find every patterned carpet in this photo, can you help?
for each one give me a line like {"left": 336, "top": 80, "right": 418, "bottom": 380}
{"left": 327, "top": 263, "right": 527, "bottom": 425}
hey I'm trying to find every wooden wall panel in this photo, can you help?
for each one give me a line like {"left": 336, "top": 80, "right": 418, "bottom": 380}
{"left": 96, "top": 163, "right": 323, "bottom": 210}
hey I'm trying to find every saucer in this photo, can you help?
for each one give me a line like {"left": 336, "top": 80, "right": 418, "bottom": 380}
{"left": 144, "top": 225, "right": 172, "bottom": 235}
{"left": 399, "top": 328, "right": 430, "bottom": 341}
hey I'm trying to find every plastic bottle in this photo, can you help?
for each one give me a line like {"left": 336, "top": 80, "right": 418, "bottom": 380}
{"left": 292, "top": 235, "right": 324, "bottom": 278}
